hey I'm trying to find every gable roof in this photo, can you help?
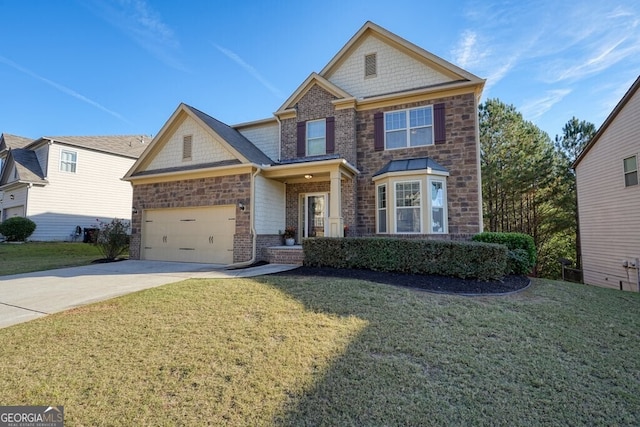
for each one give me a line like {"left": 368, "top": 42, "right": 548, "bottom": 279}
{"left": 41, "top": 135, "right": 149, "bottom": 159}
{"left": 321, "top": 21, "right": 484, "bottom": 84}
{"left": 573, "top": 75, "right": 640, "bottom": 168}
{"left": 0, "top": 133, "right": 34, "bottom": 152}
{"left": 0, "top": 148, "right": 47, "bottom": 186}
{"left": 276, "top": 72, "right": 354, "bottom": 114}
{"left": 184, "top": 105, "right": 273, "bottom": 166}
{"left": 125, "top": 103, "right": 274, "bottom": 180}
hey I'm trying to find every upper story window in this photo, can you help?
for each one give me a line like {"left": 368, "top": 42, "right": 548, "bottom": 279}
{"left": 60, "top": 150, "right": 77, "bottom": 173}
{"left": 182, "top": 135, "right": 193, "bottom": 160}
{"left": 365, "top": 53, "right": 377, "bottom": 78}
{"left": 385, "top": 106, "right": 433, "bottom": 149}
{"left": 624, "top": 155, "right": 638, "bottom": 187}
{"left": 306, "top": 119, "right": 326, "bottom": 156}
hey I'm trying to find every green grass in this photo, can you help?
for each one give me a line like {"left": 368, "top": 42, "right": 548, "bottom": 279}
{"left": 0, "top": 242, "right": 105, "bottom": 275}
{"left": 0, "top": 274, "right": 638, "bottom": 426}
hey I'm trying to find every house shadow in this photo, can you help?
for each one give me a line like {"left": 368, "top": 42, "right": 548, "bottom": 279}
{"left": 254, "top": 274, "right": 472, "bottom": 426}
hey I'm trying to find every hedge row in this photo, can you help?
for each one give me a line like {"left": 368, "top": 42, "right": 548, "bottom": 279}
{"left": 472, "top": 232, "right": 536, "bottom": 275}
{"left": 303, "top": 237, "right": 508, "bottom": 281}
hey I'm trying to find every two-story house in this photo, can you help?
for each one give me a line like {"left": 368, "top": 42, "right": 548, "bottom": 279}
{"left": 0, "top": 133, "right": 148, "bottom": 241}
{"left": 124, "top": 21, "right": 485, "bottom": 265}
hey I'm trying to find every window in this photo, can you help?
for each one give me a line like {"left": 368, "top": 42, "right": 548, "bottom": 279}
{"left": 60, "top": 150, "right": 77, "bottom": 173}
{"left": 377, "top": 184, "right": 387, "bottom": 233}
{"left": 365, "top": 53, "right": 377, "bottom": 77}
{"left": 395, "top": 181, "right": 421, "bottom": 233}
{"left": 307, "top": 120, "right": 326, "bottom": 156}
{"left": 624, "top": 155, "right": 638, "bottom": 187}
{"left": 385, "top": 106, "right": 433, "bottom": 149}
{"left": 429, "top": 178, "right": 447, "bottom": 233}
{"left": 183, "top": 135, "right": 193, "bottom": 160}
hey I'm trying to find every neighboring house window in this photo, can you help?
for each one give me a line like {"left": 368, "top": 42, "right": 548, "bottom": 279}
{"left": 60, "top": 150, "right": 77, "bottom": 173}
{"left": 377, "top": 184, "right": 387, "bottom": 233}
{"left": 395, "top": 181, "right": 421, "bottom": 233}
{"left": 385, "top": 106, "right": 433, "bottom": 149}
{"left": 183, "top": 135, "right": 193, "bottom": 160}
{"left": 365, "top": 53, "right": 377, "bottom": 78}
{"left": 306, "top": 119, "right": 326, "bottom": 156}
{"left": 624, "top": 155, "right": 638, "bottom": 187}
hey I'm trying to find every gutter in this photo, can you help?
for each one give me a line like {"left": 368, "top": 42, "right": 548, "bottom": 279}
{"left": 225, "top": 166, "right": 261, "bottom": 269}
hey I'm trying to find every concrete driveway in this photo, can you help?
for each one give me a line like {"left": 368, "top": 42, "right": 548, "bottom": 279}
{"left": 0, "top": 260, "right": 298, "bottom": 329}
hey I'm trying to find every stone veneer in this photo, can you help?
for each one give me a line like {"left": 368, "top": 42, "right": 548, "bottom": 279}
{"left": 355, "top": 92, "right": 480, "bottom": 236}
{"left": 130, "top": 174, "right": 252, "bottom": 262}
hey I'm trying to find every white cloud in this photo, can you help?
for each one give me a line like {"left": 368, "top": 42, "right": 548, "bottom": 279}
{"left": 520, "top": 89, "right": 572, "bottom": 120}
{"left": 0, "top": 55, "right": 129, "bottom": 123}
{"left": 452, "top": 30, "right": 479, "bottom": 68}
{"left": 87, "top": 0, "right": 186, "bottom": 71}
{"left": 212, "top": 44, "right": 284, "bottom": 100}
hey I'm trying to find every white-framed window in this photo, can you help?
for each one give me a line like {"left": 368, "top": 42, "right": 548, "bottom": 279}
{"left": 365, "top": 53, "right": 377, "bottom": 78}
{"left": 624, "top": 155, "right": 638, "bottom": 187}
{"left": 60, "top": 150, "right": 77, "bottom": 173}
{"left": 429, "top": 177, "right": 447, "bottom": 234}
{"left": 374, "top": 174, "right": 448, "bottom": 234}
{"left": 307, "top": 119, "right": 326, "bottom": 156}
{"left": 377, "top": 184, "right": 387, "bottom": 233}
{"left": 385, "top": 106, "right": 433, "bottom": 149}
{"left": 183, "top": 135, "right": 193, "bottom": 160}
{"left": 395, "top": 180, "right": 421, "bottom": 233}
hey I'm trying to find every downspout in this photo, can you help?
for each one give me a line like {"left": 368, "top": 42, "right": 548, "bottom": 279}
{"left": 226, "top": 166, "right": 261, "bottom": 269}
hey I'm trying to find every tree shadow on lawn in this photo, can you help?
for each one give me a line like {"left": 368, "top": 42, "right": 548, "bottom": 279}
{"left": 255, "top": 274, "right": 635, "bottom": 427}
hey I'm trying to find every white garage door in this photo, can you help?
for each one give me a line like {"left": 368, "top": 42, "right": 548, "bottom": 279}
{"left": 142, "top": 206, "right": 235, "bottom": 264}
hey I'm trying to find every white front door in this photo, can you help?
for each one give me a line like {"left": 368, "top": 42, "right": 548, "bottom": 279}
{"left": 303, "top": 193, "right": 328, "bottom": 238}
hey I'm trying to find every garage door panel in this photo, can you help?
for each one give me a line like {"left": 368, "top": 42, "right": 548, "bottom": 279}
{"left": 142, "top": 206, "right": 235, "bottom": 264}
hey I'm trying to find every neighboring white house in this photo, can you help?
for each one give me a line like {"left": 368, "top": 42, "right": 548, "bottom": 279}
{"left": 574, "top": 75, "right": 640, "bottom": 292}
{"left": 0, "top": 134, "right": 148, "bottom": 241}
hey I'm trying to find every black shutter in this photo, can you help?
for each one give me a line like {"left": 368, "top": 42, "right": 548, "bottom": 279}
{"left": 434, "top": 103, "right": 446, "bottom": 144}
{"left": 326, "top": 117, "right": 335, "bottom": 154}
{"left": 297, "top": 121, "right": 306, "bottom": 157}
{"left": 374, "top": 112, "right": 384, "bottom": 151}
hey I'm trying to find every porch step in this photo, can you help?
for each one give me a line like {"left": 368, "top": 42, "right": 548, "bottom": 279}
{"left": 266, "top": 245, "right": 304, "bottom": 265}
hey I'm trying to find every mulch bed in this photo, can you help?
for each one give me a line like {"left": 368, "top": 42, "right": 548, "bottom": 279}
{"left": 272, "top": 266, "right": 530, "bottom": 295}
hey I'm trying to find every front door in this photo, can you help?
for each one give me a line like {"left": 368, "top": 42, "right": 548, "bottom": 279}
{"left": 304, "top": 194, "right": 328, "bottom": 238}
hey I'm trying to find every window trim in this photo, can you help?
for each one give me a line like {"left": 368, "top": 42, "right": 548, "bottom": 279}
{"left": 376, "top": 183, "right": 387, "bottom": 234}
{"left": 60, "top": 149, "right": 77, "bottom": 173}
{"left": 623, "top": 155, "right": 638, "bottom": 187}
{"left": 306, "top": 119, "right": 326, "bottom": 157}
{"left": 384, "top": 106, "right": 434, "bottom": 150}
{"left": 428, "top": 176, "right": 448, "bottom": 234}
{"left": 374, "top": 173, "right": 448, "bottom": 234}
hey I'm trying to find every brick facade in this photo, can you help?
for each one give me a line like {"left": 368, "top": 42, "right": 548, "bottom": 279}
{"left": 130, "top": 174, "right": 252, "bottom": 262}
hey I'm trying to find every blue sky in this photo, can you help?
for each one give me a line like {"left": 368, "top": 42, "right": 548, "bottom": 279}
{"left": 1, "top": 0, "right": 638, "bottom": 141}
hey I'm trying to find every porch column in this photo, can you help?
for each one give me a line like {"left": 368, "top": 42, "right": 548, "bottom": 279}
{"left": 328, "top": 169, "right": 343, "bottom": 237}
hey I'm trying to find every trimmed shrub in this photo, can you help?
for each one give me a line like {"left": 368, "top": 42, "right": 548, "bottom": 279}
{"left": 0, "top": 217, "right": 37, "bottom": 242}
{"left": 95, "top": 218, "right": 130, "bottom": 260}
{"left": 303, "top": 237, "right": 508, "bottom": 281}
{"left": 472, "top": 232, "right": 536, "bottom": 272}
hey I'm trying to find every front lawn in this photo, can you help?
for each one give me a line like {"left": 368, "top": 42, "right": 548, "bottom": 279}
{"left": 0, "top": 274, "right": 638, "bottom": 425}
{"left": 0, "top": 242, "right": 105, "bottom": 275}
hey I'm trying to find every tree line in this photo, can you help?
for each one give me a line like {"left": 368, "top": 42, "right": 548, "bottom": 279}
{"left": 479, "top": 99, "right": 595, "bottom": 278}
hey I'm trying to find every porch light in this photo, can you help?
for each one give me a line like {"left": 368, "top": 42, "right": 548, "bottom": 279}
{"left": 304, "top": 174, "right": 313, "bottom": 179}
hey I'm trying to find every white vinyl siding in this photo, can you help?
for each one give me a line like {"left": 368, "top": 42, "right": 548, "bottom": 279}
{"left": 25, "top": 144, "right": 136, "bottom": 241}
{"left": 575, "top": 83, "right": 640, "bottom": 290}
{"left": 254, "top": 175, "right": 285, "bottom": 234}
{"left": 236, "top": 121, "right": 279, "bottom": 161}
